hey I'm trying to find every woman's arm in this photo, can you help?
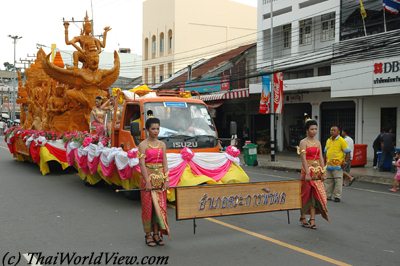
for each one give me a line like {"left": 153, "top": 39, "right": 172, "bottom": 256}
{"left": 299, "top": 140, "right": 311, "bottom": 180}
{"left": 138, "top": 142, "right": 151, "bottom": 191}
{"left": 319, "top": 141, "right": 326, "bottom": 180}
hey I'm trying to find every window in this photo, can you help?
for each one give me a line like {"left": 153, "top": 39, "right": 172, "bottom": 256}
{"left": 151, "top": 66, "right": 155, "bottom": 85}
{"left": 318, "top": 66, "right": 331, "bottom": 76}
{"left": 151, "top": 35, "right": 156, "bottom": 58}
{"left": 168, "top": 30, "right": 173, "bottom": 53}
{"left": 321, "top": 12, "right": 335, "bottom": 41}
{"left": 168, "top": 62, "right": 172, "bottom": 78}
{"left": 144, "top": 68, "right": 148, "bottom": 84}
{"left": 159, "top": 65, "right": 164, "bottom": 83}
{"left": 160, "top": 33, "right": 164, "bottom": 56}
{"left": 144, "top": 38, "right": 149, "bottom": 60}
{"left": 283, "top": 24, "right": 291, "bottom": 49}
{"left": 283, "top": 69, "right": 314, "bottom": 80}
{"left": 299, "top": 18, "right": 312, "bottom": 45}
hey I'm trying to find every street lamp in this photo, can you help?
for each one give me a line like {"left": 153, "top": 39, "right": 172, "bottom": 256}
{"left": 8, "top": 34, "right": 22, "bottom": 122}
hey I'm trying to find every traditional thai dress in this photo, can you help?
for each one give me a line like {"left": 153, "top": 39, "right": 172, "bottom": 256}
{"left": 91, "top": 107, "right": 105, "bottom": 136}
{"left": 300, "top": 146, "right": 329, "bottom": 221}
{"left": 140, "top": 145, "right": 170, "bottom": 236}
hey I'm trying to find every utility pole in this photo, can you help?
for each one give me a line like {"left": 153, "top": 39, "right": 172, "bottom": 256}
{"left": 8, "top": 35, "right": 22, "bottom": 122}
{"left": 269, "top": 1, "right": 276, "bottom": 162}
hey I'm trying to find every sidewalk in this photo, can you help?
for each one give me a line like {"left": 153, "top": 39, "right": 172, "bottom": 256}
{"left": 240, "top": 152, "right": 394, "bottom": 185}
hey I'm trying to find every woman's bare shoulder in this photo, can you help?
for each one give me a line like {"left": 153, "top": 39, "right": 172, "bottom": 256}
{"left": 138, "top": 140, "right": 147, "bottom": 149}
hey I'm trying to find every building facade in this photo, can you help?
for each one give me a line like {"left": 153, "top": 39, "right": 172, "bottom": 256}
{"left": 142, "top": 0, "right": 257, "bottom": 86}
{"left": 256, "top": 0, "right": 400, "bottom": 159}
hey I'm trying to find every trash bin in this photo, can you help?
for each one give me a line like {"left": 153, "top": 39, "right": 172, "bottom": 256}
{"left": 243, "top": 142, "right": 258, "bottom": 166}
{"left": 376, "top": 151, "right": 392, "bottom": 171}
{"left": 351, "top": 144, "right": 367, "bottom": 167}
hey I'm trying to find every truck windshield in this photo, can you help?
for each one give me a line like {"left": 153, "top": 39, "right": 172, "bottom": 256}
{"left": 144, "top": 102, "right": 217, "bottom": 139}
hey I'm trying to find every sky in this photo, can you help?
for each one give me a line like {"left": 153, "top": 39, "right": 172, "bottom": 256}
{"left": 0, "top": 0, "right": 256, "bottom": 69}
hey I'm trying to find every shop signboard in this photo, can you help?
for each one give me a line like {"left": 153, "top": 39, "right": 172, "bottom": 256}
{"left": 185, "top": 78, "right": 223, "bottom": 94}
{"left": 332, "top": 56, "right": 400, "bottom": 97}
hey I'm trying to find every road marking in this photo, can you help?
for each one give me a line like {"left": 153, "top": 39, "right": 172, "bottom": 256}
{"left": 169, "top": 203, "right": 350, "bottom": 265}
{"left": 206, "top": 217, "right": 351, "bottom": 266}
{"left": 23, "top": 253, "right": 42, "bottom": 266}
{"left": 348, "top": 187, "right": 400, "bottom": 197}
{"left": 0, "top": 145, "right": 8, "bottom": 150}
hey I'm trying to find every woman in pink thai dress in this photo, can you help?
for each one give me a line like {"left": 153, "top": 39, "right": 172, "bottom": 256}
{"left": 138, "top": 117, "right": 170, "bottom": 247}
{"left": 298, "top": 119, "right": 329, "bottom": 229}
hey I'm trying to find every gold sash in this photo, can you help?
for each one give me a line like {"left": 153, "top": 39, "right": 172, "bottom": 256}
{"left": 146, "top": 163, "right": 166, "bottom": 189}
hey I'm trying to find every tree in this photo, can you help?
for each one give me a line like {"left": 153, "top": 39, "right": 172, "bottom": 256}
{"left": 3, "top": 62, "right": 15, "bottom": 71}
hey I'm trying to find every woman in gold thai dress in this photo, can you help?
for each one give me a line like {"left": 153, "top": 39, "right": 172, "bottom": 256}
{"left": 90, "top": 96, "right": 106, "bottom": 136}
{"left": 298, "top": 119, "right": 329, "bottom": 229}
{"left": 138, "top": 117, "right": 170, "bottom": 247}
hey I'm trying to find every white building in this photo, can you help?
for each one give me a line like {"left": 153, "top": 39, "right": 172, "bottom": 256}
{"left": 255, "top": 0, "right": 400, "bottom": 159}
{"left": 142, "top": 0, "right": 257, "bottom": 86}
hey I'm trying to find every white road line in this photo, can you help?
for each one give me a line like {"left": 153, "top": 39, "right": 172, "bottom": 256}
{"left": 348, "top": 187, "right": 400, "bottom": 197}
{"left": 23, "top": 253, "right": 43, "bottom": 266}
{"left": 246, "top": 169, "right": 400, "bottom": 197}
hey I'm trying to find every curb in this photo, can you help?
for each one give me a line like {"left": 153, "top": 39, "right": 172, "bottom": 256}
{"left": 254, "top": 164, "right": 393, "bottom": 185}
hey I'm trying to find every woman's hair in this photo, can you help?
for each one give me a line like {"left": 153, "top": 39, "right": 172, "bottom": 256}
{"left": 305, "top": 119, "right": 318, "bottom": 131}
{"left": 145, "top": 117, "right": 160, "bottom": 130}
{"left": 95, "top": 96, "right": 102, "bottom": 101}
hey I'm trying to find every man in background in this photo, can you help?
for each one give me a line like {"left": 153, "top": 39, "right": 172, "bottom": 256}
{"left": 342, "top": 128, "right": 355, "bottom": 186}
{"left": 324, "top": 126, "right": 351, "bottom": 202}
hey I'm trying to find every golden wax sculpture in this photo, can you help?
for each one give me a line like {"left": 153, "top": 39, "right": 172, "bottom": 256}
{"left": 17, "top": 13, "right": 120, "bottom": 132}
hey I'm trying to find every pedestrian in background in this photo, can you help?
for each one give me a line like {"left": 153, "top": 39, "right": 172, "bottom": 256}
{"left": 298, "top": 119, "right": 329, "bottom": 229}
{"left": 379, "top": 128, "right": 395, "bottom": 172}
{"left": 341, "top": 128, "right": 355, "bottom": 186}
{"left": 0, "top": 120, "right": 5, "bottom": 136}
{"left": 372, "top": 130, "right": 384, "bottom": 169}
{"left": 389, "top": 151, "right": 400, "bottom": 192}
{"left": 324, "top": 126, "right": 351, "bottom": 202}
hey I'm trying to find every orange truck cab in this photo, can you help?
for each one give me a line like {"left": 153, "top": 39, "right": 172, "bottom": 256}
{"left": 111, "top": 90, "right": 220, "bottom": 153}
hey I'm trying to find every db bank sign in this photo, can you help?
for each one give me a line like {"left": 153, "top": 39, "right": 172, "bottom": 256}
{"left": 373, "top": 59, "right": 400, "bottom": 85}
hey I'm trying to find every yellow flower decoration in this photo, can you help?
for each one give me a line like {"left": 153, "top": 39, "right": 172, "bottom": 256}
{"left": 111, "top": 87, "right": 124, "bottom": 104}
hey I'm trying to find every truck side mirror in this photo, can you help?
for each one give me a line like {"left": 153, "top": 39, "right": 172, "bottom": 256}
{"left": 130, "top": 122, "right": 140, "bottom": 137}
{"left": 230, "top": 121, "right": 237, "bottom": 136}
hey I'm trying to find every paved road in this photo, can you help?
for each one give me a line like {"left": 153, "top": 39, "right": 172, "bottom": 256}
{"left": 0, "top": 139, "right": 399, "bottom": 266}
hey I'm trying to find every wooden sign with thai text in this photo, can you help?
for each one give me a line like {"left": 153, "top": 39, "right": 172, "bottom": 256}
{"left": 175, "top": 181, "right": 301, "bottom": 220}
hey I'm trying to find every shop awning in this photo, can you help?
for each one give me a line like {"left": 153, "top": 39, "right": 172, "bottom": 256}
{"left": 194, "top": 88, "right": 249, "bottom": 102}
{"left": 224, "top": 88, "right": 249, "bottom": 99}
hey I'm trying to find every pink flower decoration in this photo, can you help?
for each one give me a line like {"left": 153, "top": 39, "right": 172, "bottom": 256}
{"left": 226, "top": 145, "right": 240, "bottom": 157}
{"left": 82, "top": 137, "right": 93, "bottom": 147}
{"left": 127, "top": 149, "right": 138, "bottom": 159}
{"left": 181, "top": 147, "right": 194, "bottom": 161}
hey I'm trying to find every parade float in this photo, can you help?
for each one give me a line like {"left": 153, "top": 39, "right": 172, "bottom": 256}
{"left": 4, "top": 13, "right": 249, "bottom": 201}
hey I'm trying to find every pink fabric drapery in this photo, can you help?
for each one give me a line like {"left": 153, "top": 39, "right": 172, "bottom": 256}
{"left": 100, "top": 161, "right": 116, "bottom": 177}
{"left": 189, "top": 160, "right": 232, "bottom": 181}
{"left": 118, "top": 165, "right": 140, "bottom": 180}
{"left": 74, "top": 149, "right": 89, "bottom": 174}
{"left": 67, "top": 148, "right": 77, "bottom": 166}
{"left": 87, "top": 156, "right": 101, "bottom": 174}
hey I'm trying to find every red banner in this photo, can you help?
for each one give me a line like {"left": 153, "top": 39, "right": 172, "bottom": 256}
{"left": 259, "top": 72, "right": 283, "bottom": 114}
{"left": 273, "top": 72, "right": 284, "bottom": 114}
{"left": 259, "top": 75, "right": 271, "bottom": 114}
